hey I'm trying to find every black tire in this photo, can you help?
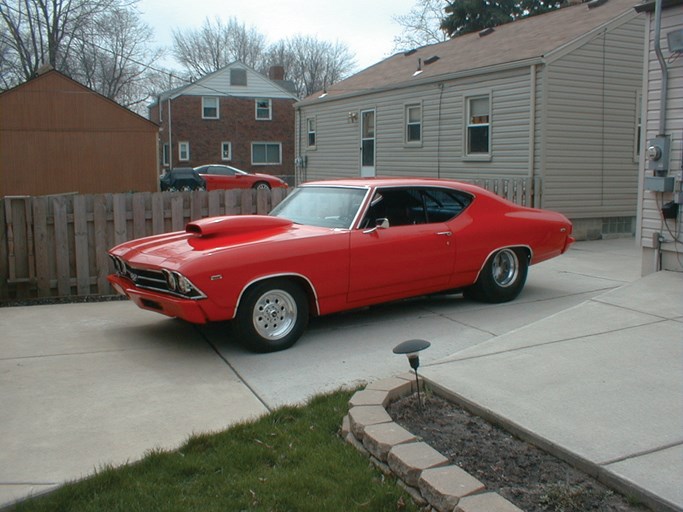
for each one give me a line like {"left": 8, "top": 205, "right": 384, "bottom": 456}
{"left": 235, "top": 279, "right": 309, "bottom": 352}
{"left": 253, "top": 181, "right": 271, "bottom": 191}
{"left": 465, "top": 247, "right": 528, "bottom": 303}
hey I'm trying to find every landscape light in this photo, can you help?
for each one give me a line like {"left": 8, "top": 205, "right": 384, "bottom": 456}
{"left": 393, "top": 339, "right": 431, "bottom": 410}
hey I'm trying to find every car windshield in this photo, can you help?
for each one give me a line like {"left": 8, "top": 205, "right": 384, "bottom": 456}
{"left": 270, "top": 186, "right": 368, "bottom": 229}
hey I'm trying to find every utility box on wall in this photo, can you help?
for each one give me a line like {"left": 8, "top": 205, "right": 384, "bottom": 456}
{"left": 646, "top": 135, "right": 671, "bottom": 176}
{"left": 644, "top": 176, "right": 675, "bottom": 192}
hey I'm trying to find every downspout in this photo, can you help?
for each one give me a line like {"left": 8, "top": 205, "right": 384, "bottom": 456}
{"left": 167, "top": 98, "right": 173, "bottom": 169}
{"left": 653, "top": 0, "right": 668, "bottom": 136}
{"left": 528, "top": 64, "right": 537, "bottom": 207}
{"left": 296, "top": 106, "right": 302, "bottom": 185}
{"left": 652, "top": 0, "right": 668, "bottom": 271}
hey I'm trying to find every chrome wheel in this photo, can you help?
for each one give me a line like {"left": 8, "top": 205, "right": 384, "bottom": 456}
{"left": 254, "top": 182, "right": 270, "bottom": 191}
{"left": 464, "top": 247, "right": 528, "bottom": 303}
{"left": 252, "top": 289, "right": 298, "bottom": 341}
{"left": 491, "top": 248, "right": 519, "bottom": 288}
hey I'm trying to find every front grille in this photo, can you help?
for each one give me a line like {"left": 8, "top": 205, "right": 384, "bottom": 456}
{"left": 109, "top": 255, "right": 205, "bottom": 299}
{"left": 125, "top": 265, "right": 167, "bottom": 292}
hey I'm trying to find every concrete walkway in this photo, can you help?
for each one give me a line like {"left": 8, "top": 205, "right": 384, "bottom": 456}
{"left": 0, "top": 238, "right": 680, "bottom": 511}
{"left": 422, "top": 269, "right": 683, "bottom": 512}
{"left": 0, "top": 304, "right": 269, "bottom": 505}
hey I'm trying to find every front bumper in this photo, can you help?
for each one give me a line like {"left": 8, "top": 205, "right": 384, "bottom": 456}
{"left": 108, "top": 274, "right": 211, "bottom": 324}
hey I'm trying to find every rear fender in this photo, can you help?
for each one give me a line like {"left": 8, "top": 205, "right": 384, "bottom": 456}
{"left": 472, "top": 245, "right": 532, "bottom": 283}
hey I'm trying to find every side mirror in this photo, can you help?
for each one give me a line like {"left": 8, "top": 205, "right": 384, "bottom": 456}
{"left": 363, "top": 217, "right": 390, "bottom": 234}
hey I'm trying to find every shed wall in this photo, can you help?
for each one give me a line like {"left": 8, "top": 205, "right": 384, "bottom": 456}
{"left": 0, "top": 72, "right": 159, "bottom": 196}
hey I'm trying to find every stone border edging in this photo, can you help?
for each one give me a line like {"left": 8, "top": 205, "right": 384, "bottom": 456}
{"left": 342, "top": 373, "right": 525, "bottom": 512}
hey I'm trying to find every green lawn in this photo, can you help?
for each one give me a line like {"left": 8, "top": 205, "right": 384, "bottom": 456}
{"left": 11, "top": 390, "right": 419, "bottom": 512}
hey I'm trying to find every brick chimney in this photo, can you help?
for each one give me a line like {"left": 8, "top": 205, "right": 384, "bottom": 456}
{"left": 268, "top": 65, "right": 285, "bottom": 81}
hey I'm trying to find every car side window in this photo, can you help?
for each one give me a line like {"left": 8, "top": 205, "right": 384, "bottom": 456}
{"left": 210, "top": 166, "right": 236, "bottom": 176}
{"left": 362, "top": 188, "right": 425, "bottom": 228}
{"left": 361, "top": 187, "right": 472, "bottom": 228}
{"left": 422, "top": 188, "right": 473, "bottom": 222}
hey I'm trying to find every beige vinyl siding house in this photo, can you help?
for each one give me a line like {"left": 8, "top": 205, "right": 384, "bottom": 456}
{"left": 635, "top": 0, "right": 683, "bottom": 274}
{"left": 295, "top": 0, "right": 645, "bottom": 240}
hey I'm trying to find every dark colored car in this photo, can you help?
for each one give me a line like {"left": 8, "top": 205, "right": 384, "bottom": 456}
{"left": 160, "top": 168, "right": 206, "bottom": 191}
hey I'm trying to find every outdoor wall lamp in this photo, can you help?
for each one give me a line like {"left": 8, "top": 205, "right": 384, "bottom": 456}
{"left": 393, "top": 339, "right": 431, "bottom": 410}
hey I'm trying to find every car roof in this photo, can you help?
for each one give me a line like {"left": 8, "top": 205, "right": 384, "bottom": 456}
{"left": 301, "top": 177, "right": 486, "bottom": 195}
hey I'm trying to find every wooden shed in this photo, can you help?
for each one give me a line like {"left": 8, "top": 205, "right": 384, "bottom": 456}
{"left": 0, "top": 70, "right": 159, "bottom": 196}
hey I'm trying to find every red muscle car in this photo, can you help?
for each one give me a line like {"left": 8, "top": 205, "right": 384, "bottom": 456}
{"left": 108, "top": 178, "right": 574, "bottom": 352}
{"left": 194, "top": 164, "right": 288, "bottom": 191}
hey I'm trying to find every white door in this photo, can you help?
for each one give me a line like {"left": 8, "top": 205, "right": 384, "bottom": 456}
{"left": 360, "top": 109, "right": 375, "bottom": 177}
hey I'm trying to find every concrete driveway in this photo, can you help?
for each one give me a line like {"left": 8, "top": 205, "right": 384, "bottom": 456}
{"left": 0, "top": 239, "right": 660, "bottom": 508}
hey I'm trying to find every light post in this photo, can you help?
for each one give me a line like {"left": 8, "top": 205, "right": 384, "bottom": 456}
{"left": 393, "top": 339, "right": 431, "bottom": 410}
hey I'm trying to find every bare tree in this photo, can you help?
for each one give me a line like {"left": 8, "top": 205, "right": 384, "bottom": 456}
{"left": 172, "top": 16, "right": 266, "bottom": 77}
{"left": 0, "top": 0, "right": 165, "bottom": 114}
{"left": 392, "top": 0, "right": 450, "bottom": 52}
{"left": 0, "top": 0, "right": 120, "bottom": 82}
{"left": 70, "top": 6, "right": 163, "bottom": 111}
{"left": 262, "top": 36, "right": 355, "bottom": 98}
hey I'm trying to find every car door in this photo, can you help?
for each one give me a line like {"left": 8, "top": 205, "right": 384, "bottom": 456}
{"left": 347, "top": 187, "right": 456, "bottom": 303}
{"left": 203, "top": 166, "right": 239, "bottom": 191}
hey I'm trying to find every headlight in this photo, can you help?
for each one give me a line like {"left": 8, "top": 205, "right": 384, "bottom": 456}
{"left": 110, "top": 255, "right": 126, "bottom": 274}
{"left": 162, "top": 269, "right": 177, "bottom": 291}
{"left": 176, "top": 274, "right": 194, "bottom": 294}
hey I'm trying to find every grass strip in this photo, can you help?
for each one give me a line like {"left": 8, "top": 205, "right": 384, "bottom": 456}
{"left": 11, "top": 389, "right": 418, "bottom": 512}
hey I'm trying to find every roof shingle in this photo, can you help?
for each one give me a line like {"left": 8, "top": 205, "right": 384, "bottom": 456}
{"left": 300, "top": 0, "right": 640, "bottom": 104}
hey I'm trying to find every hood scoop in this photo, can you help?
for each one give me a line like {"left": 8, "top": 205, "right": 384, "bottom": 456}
{"left": 186, "top": 215, "right": 293, "bottom": 237}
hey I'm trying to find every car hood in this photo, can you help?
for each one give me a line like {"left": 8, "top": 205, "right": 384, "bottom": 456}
{"left": 110, "top": 215, "right": 331, "bottom": 269}
{"left": 253, "top": 172, "right": 284, "bottom": 182}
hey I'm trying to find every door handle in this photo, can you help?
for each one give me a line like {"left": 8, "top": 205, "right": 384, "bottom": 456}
{"left": 436, "top": 231, "right": 452, "bottom": 236}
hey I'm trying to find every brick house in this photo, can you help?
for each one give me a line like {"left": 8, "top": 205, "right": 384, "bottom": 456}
{"left": 149, "top": 62, "right": 298, "bottom": 182}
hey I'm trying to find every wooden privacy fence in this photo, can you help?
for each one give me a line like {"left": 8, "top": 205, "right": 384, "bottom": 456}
{"left": 0, "top": 177, "right": 537, "bottom": 302}
{"left": 0, "top": 188, "right": 287, "bottom": 301}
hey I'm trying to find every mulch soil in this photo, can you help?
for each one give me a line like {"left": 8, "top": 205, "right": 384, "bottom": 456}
{"left": 387, "top": 392, "right": 650, "bottom": 512}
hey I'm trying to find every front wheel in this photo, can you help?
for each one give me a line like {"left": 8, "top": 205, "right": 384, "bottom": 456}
{"left": 465, "top": 248, "right": 528, "bottom": 303}
{"left": 253, "top": 182, "right": 271, "bottom": 191}
{"left": 235, "top": 279, "right": 309, "bottom": 352}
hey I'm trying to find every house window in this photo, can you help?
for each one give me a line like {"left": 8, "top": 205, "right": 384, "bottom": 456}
{"left": 466, "top": 95, "right": 490, "bottom": 155}
{"left": 252, "top": 143, "right": 281, "bottom": 165}
{"left": 255, "top": 99, "right": 272, "bottom": 120}
{"left": 162, "top": 144, "right": 169, "bottom": 166}
{"left": 221, "top": 142, "right": 232, "bottom": 161}
{"left": 230, "top": 68, "right": 247, "bottom": 86}
{"left": 406, "top": 104, "right": 422, "bottom": 143}
{"left": 202, "top": 97, "right": 219, "bottom": 119}
{"left": 307, "top": 118, "right": 316, "bottom": 147}
{"left": 179, "top": 141, "right": 190, "bottom": 161}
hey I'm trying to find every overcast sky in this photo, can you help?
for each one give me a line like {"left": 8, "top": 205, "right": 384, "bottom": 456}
{"left": 136, "top": 0, "right": 419, "bottom": 72}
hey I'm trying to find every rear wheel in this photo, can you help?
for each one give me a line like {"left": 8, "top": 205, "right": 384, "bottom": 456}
{"left": 235, "top": 279, "right": 309, "bottom": 352}
{"left": 465, "top": 247, "right": 528, "bottom": 303}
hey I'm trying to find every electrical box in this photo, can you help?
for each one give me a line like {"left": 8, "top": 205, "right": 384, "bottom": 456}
{"left": 668, "top": 29, "right": 683, "bottom": 52}
{"left": 646, "top": 135, "right": 671, "bottom": 176}
{"left": 644, "top": 176, "right": 675, "bottom": 192}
